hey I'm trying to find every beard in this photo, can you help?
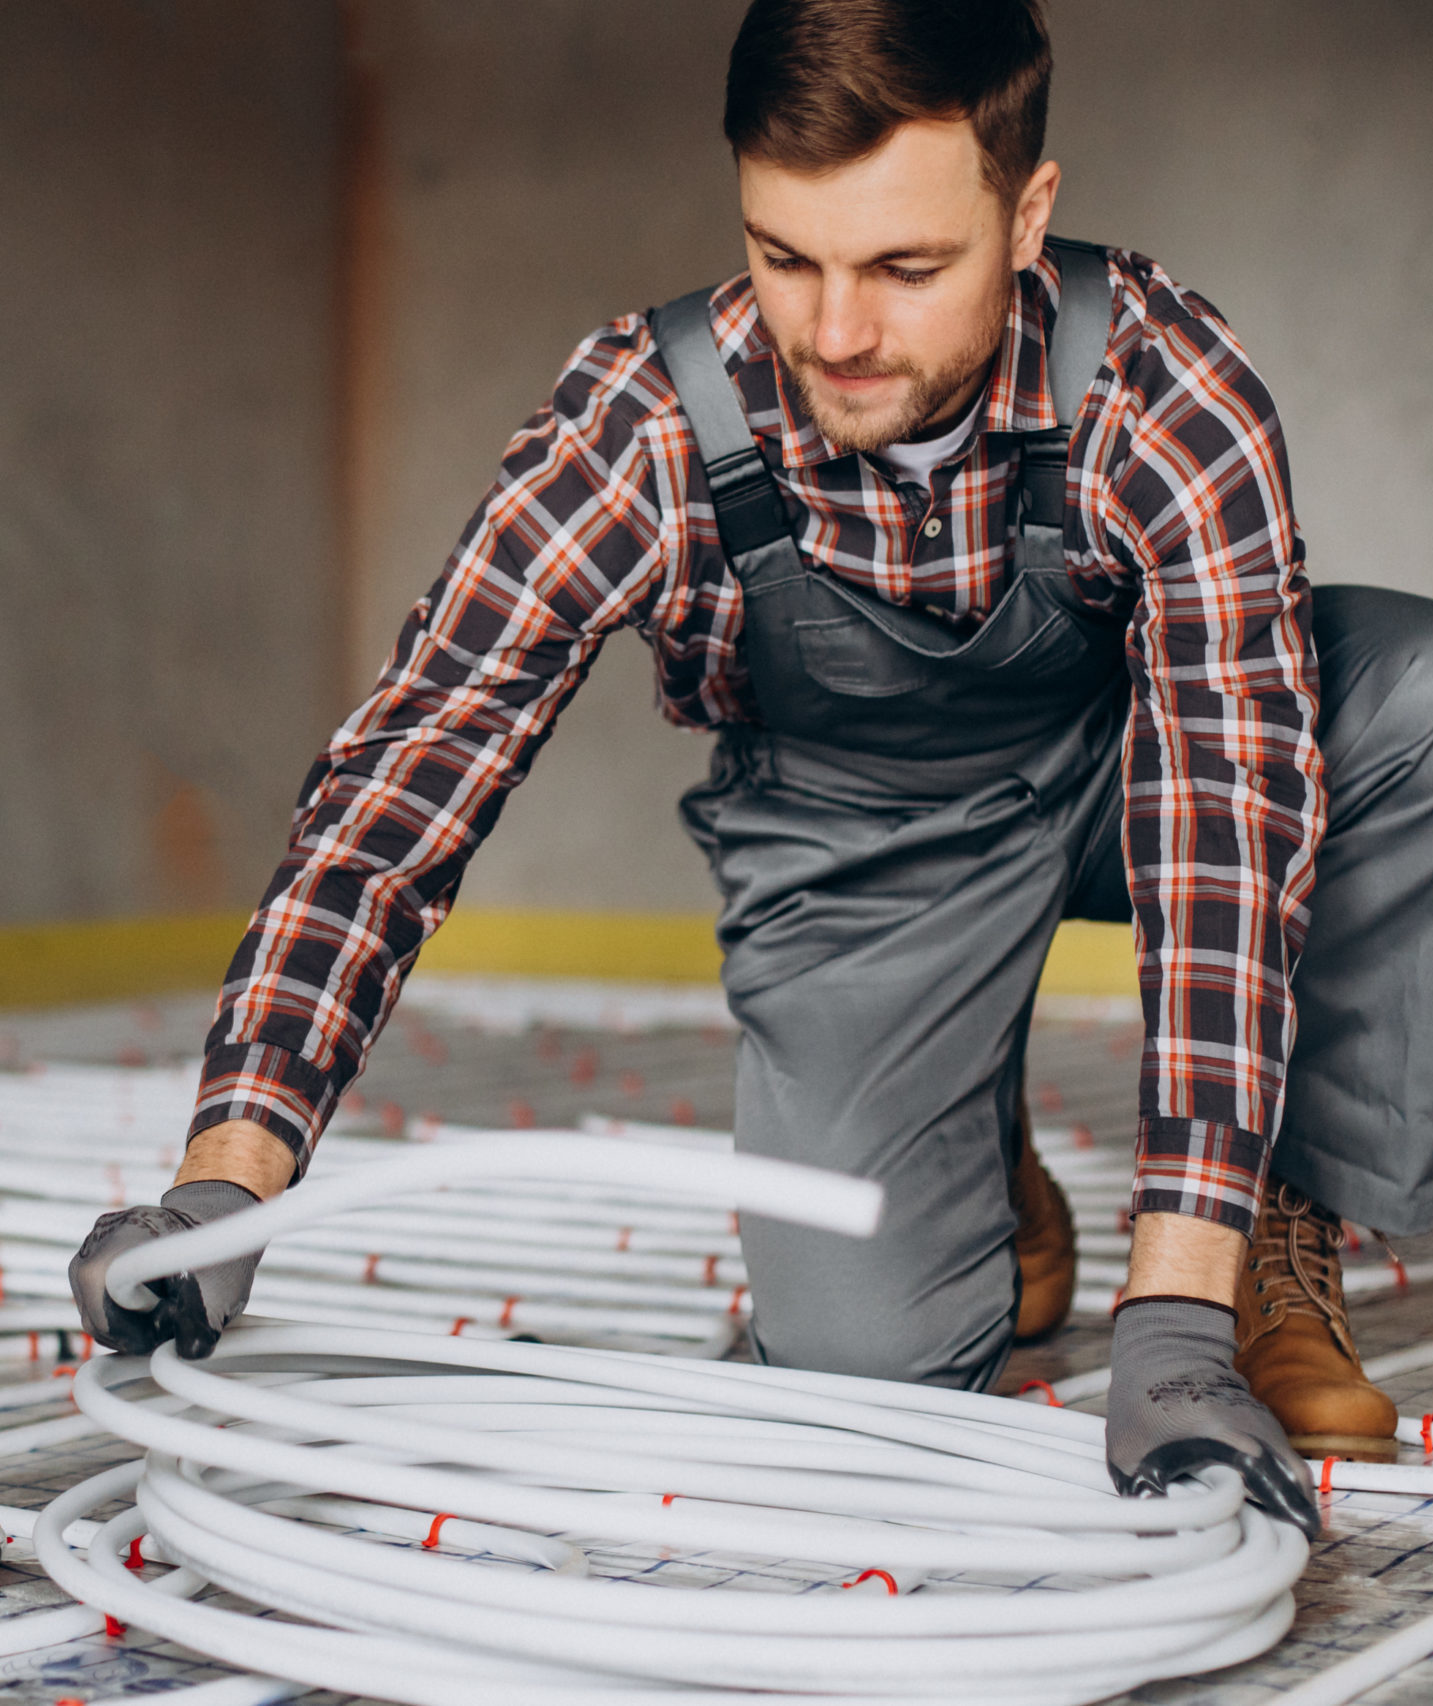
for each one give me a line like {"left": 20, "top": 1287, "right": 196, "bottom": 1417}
{"left": 779, "top": 281, "right": 1011, "bottom": 454}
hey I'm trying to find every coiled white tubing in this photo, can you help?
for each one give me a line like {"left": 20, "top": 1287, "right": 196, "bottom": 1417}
{"left": 18, "top": 1133, "right": 1312, "bottom": 1706}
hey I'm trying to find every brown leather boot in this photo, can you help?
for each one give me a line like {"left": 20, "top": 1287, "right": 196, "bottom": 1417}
{"left": 1010, "top": 1096, "right": 1076, "bottom": 1341}
{"left": 1234, "top": 1177, "right": 1398, "bottom": 1462}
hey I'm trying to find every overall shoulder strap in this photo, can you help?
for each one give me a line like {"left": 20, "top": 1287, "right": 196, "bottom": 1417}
{"left": 648, "top": 289, "right": 791, "bottom": 563}
{"left": 1020, "top": 239, "right": 1115, "bottom": 534}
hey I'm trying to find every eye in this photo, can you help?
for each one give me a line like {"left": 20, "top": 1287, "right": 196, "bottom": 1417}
{"left": 884, "top": 265, "right": 940, "bottom": 287}
{"left": 762, "top": 252, "right": 808, "bottom": 274}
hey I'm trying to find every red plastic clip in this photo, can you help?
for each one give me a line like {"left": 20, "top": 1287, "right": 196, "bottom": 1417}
{"left": 26, "top": 1332, "right": 39, "bottom": 1363}
{"left": 499, "top": 1296, "right": 521, "bottom": 1330}
{"left": 55, "top": 1697, "right": 86, "bottom": 1704}
{"left": 841, "top": 1569, "right": 899, "bottom": 1595}
{"left": 80, "top": 1334, "right": 94, "bottom": 1362}
{"left": 1072, "top": 1123, "right": 1095, "bottom": 1150}
{"left": 615, "top": 1228, "right": 632, "bottom": 1253}
{"left": 702, "top": 1254, "right": 720, "bottom": 1287}
{"left": 1421, "top": 1414, "right": 1432, "bottom": 1457}
{"left": 1388, "top": 1253, "right": 1410, "bottom": 1292}
{"left": 421, "top": 1513, "right": 454, "bottom": 1549}
{"left": 661, "top": 1493, "right": 680, "bottom": 1507}
{"left": 52, "top": 1366, "right": 77, "bottom": 1380}
{"left": 727, "top": 1284, "right": 748, "bottom": 1317}
{"left": 362, "top": 1254, "right": 381, "bottom": 1284}
{"left": 449, "top": 1317, "right": 472, "bottom": 1337}
{"left": 0, "top": 1265, "right": 6, "bottom": 1303}
{"left": 1017, "top": 1379, "right": 1063, "bottom": 1407}
{"left": 104, "top": 1616, "right": 127, "bottom": 1638}
{"left": 1320, "top": 1456, "right": 1342, "bottom": 1496}
{"left": 728, "top": 1212, "right": 740, "bottom": 1236}
{"left": 125, "top": 1538, "right": 145, "bottom": 1571}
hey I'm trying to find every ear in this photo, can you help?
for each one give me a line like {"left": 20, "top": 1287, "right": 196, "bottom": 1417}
{"left": 1010, "top": 160, "right": 1062, "bottom": 271}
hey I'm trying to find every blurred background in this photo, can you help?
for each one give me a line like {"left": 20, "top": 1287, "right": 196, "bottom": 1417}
{"left": 3, "top": 0, "right": 1431, "bottom": 1005}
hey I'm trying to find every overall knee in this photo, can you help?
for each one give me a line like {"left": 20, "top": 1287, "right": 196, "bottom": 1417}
{"left": 750, "top": 1282, "right": 1016, "bottom": 1393}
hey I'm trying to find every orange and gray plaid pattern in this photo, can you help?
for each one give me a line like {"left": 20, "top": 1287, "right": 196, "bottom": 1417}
{"left": 192, "top": 245, "right": 1325, "bottom": 1238}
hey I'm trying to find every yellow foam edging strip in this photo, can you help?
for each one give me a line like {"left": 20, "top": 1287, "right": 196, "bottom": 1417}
{"left": 0, "top": 910, "right": 1138, "bottom": 1009}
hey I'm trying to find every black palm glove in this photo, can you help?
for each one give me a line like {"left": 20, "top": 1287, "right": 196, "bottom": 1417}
{"left": 68, "top": 1180, "right": 262, "bottom": 1360}
{"left": 1105, "top": 1294, "right": 1320, "bottom": 1539}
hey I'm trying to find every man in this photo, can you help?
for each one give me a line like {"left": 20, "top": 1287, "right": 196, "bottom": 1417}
{"left": 72, "top": 0, "right": 1433, "bottom": 1541}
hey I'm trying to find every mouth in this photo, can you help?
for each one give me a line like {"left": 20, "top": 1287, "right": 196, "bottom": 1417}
{"left": 813, "top": 368, "right": 904, "bottom": 399}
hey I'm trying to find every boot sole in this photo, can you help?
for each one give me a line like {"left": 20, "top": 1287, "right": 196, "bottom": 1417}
{"left": 1287, "top": 1432, "right": 1399, "bottom": 1464}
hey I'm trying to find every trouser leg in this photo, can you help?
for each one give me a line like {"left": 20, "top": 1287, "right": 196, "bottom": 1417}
{"left": 681, "top": 733, "right": 1100, "bottom": 1391}
{"left": 1273, "top": 585, "right": 1433, "bottom": 1233}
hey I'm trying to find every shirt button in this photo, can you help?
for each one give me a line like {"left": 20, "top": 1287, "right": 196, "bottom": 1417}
{"left": 923, "top": 517, "right": 943, "bottom": 539}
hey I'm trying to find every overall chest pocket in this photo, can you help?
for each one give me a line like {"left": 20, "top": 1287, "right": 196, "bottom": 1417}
{"left": 794, "top": 616, "right": 934, "bottom": 698}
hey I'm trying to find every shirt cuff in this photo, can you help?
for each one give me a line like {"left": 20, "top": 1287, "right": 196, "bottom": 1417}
{"left": 1131, "top": 1115, "right": 1272, "bottom": 1240}
{"left": 187, "top": 1042, "right": 340, "bottom": 1181}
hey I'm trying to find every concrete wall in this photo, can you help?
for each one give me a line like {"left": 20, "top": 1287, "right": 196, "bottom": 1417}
{"left": 0, "top": 2, "right": 341, "bottom": 925}
{"left": 5, "top": 1, "right": 1431, "bottom": 928}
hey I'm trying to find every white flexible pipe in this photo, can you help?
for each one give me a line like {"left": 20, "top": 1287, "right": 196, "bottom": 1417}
{"left": 102, "top": 1135, "right": 881, "bottom": 1313}
{"left": 8, "top": 1138, "right": 1317, "bottom": 1703}
{"left": 37, "top": 1326, "right": 1305, "bottom": 1705}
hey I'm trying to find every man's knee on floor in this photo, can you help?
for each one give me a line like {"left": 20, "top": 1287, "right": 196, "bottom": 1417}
{"left": 750, "top": 1298, "right": 1014, "bottom": 1391}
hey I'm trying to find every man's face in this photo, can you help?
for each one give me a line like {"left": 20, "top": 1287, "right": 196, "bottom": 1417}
{"left": 740, "top": 119, "right": 1056, "bottom": 451}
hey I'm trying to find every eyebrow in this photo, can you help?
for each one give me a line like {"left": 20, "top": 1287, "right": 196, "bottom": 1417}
{"left": 743, "top": 219, "right": 968, "bottom": 267}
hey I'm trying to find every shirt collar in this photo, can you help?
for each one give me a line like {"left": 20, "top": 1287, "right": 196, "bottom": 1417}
{"left": 721, "top": 249, "right": 1062, "bottom": 472}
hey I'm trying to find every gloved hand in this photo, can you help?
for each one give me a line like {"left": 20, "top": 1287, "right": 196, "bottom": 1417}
{"left": 68, "top": 1180, "right": 262, "bottom": 1360}
{"left": 1105, "top": 1294, "right": 1319, "bottom": 1539}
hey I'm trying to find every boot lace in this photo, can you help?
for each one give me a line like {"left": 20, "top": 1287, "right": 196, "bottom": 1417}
{"left": 1247, "top": 1181, "right": 1355, "bottom": 1356}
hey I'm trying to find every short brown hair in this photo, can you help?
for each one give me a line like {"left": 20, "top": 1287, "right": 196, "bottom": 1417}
{"left": 724, "top": 0, "right": 1052, "bottom": 208}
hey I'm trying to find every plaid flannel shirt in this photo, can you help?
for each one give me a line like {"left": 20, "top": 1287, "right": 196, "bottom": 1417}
{"left": 193, "top": 243, "right": 1326, "bottom": 1238}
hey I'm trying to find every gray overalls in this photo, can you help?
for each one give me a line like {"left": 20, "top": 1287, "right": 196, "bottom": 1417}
{"left": 652, "top": 245, "right": 1433, "bottom": 1392}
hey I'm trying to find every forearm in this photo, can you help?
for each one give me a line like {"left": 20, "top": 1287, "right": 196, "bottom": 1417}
{"left": 174, "top": 1119, "right": 296, "bottom": 1199}
{"left": 1125, "top": 1210, "right": 1246, "bottom": 1307}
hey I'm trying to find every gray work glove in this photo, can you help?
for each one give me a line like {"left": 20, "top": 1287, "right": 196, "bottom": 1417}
{"left": 1105, "top": 1295, "right": 1319, "bottom": 1539}
{"left": 68, "top": 1180, "right": 261, "bottom": 1361}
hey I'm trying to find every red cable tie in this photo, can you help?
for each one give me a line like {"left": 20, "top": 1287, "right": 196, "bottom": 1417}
{"left": 104, "top": 1616, "right": 127, "bottom": 1638}
{"left": 1017, "top": 1379, "right": 1063, "bottom": 1407}
{"left": 702, "top": 1254, "right": 720, "bottom": 1287}
{"left": 661, "top": 1493, "right": 680, "bottom": 1507}
{"left": 1320, "top": 1456, "right": 1342, "bottom": 1496}
{"left": 125, "top": 1538, "right": 145, "bottom": 1571}
{"left": 499, "top": 1296, "right": 520, "bottom": 1330}
{"left": 1421, "top": 1414, "right": 1432, "bottom": 1456}
{"left": 449, "top": 1316, "right": 472, "bottom": 1337}
{"left": 421, "top": 1513, "right": 455, "bottom": 1549}
{"left": 26, "top": 1332, "right": 38, "bottom": 1363}
{"left": 841, "top": 1569, "right": 899, "bottom": 1595}
{"left": 727, "top": 1284, "right": 748, "bottom": 1317}
{"left": 615, "top": 1228, "right": 632, "bottom": 1253}
{"left": 362, "top": 1253, "right": 380, "bottom": 1284}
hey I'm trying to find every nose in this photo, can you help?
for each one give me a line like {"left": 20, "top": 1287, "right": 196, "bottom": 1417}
{"left": 810, "top": 276, "right": 880, "bottom": 368}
